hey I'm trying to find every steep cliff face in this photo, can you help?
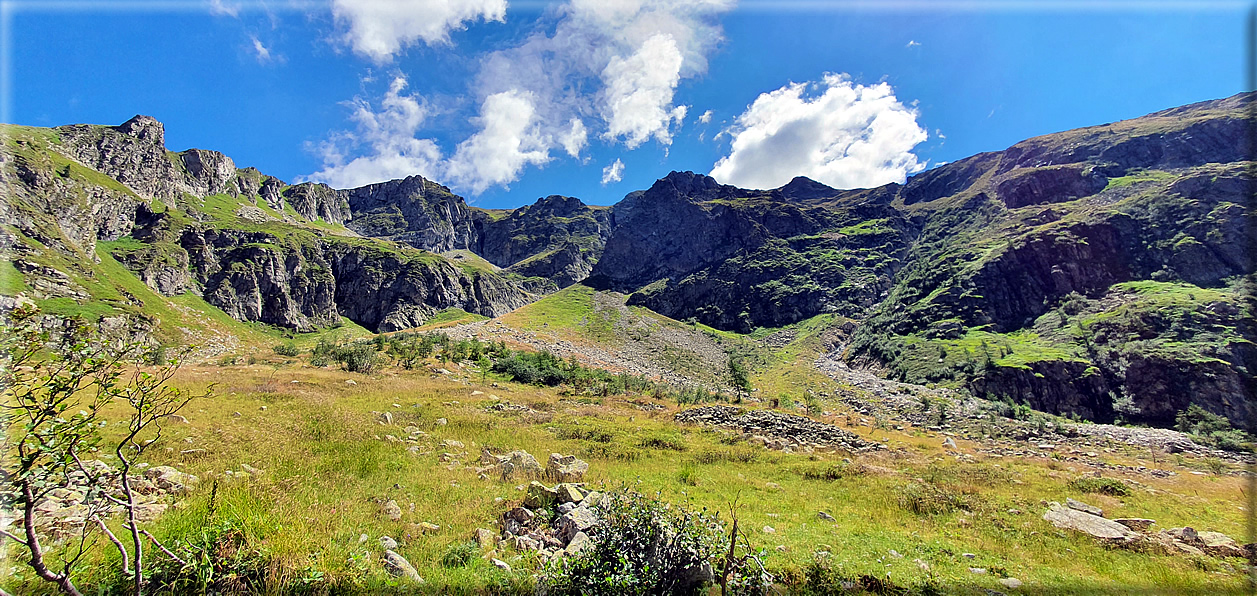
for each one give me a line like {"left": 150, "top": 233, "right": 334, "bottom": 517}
{"left": 343, "top": 176, "right": 478, "bottom": 251}
{"left": 589, "top": 172, "right": 914, "bottom": 332}
{"left": 2, "top": 117, "right": 539, "bottom": 336}
{"left": 477, "top": 195, "right": 614, "bottom": 287}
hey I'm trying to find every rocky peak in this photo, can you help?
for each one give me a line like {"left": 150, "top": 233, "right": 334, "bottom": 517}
{"left": 526, "top": 195, "right": 589, "bottom": 217}
{"left": 115, "top": 115, "right": 165, "bottom": 146}
{"left": 649, "top": 171, "right": 739, "bottom": 202}
{"left": 778, "top": 176, "right": 838, "bottom": 201}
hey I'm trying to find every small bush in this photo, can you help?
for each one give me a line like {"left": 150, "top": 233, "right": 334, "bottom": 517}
{"left": 1176, "top": 404, "right": 1253, "bottom": 452}
{"left": 799, "top": 461, "right": 867, "bottom": 481}
{"left": 896, "top": 483, "right": 971, "bottom": 516}
{"left": 145, "top": 520, "right": 272, "bottom": 594}
{"left": 333, "top": 344, "right": 379, "bottom": 373}
{"left": 543, "top": 489, "right": 724, "bottom": 596}
{"left": 638, "top": 433, "right": 687, "bottom": 452}
{"left": 1068, "top": 476, "right": 1131, "bottom": 497}
{"left": 693, "top": 448, "right": 759, "bottom": 465}
{"left": 440, "top": 540, "right": 478, "bottom": 568}
{"left": 272, "top": 342, "right": 300, "bottom": 357}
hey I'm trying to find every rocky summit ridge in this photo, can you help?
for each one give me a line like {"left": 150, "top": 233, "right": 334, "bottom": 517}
{"left": 1, "top": 92, "right": 1253, "bottom": 431}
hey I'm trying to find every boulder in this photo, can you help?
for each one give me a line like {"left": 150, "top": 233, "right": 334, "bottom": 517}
{"left": 379, "top": 536, "right": 398, "bottom": 550}
{"left": 547, "top": 453, "right": 589, "bottom": 483}
{"left": 564, "top": 531, "right": 592, "bottom": 557}
{"left": 557, "top": 484, "right": 585, "bottom": 504}
{"left": 557, "top": 507, "right": 599, "bottom": 543}
{"left": 473, "top": 528, "right": 497, "bottom": 548}
{"left": 383, "top": 550, "right": 423, "bottom": 582}
{"left": 1043, "top": 503, "right": 1135, "bottom": 541}
{"left": 1198, "top": 531, "right": 1245, "bottom": 558}
{"left": 381, "top": 500, "right": 403, "bottom": 522}
{"left": 524, "top": 481, "right": 559, "bottom": 508}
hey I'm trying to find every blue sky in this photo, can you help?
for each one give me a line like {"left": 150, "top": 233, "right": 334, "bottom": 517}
{"left": 5, "top": 1, "right": 1249, "bottom": 209}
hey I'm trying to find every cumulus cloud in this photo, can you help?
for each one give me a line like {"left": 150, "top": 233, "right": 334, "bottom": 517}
{"left": 332, "top": 0, "right": 507, "bottom": 62}
{"left": 310, "top": 0, "right": 732, "bottom": 194}
{"left": 445, "top": 90, "right": 552, "bottom": 194}
{"left": 710, "top": 73, "right": 928, "bottom": 190}
{"left": 560, "top": 118, "right": 588, "bottom": 158}
{"left": 600, "top": 33, "right": 687, "bottom": 148}
{"left": 601, "top": 158, "right": 625, "bottom": 184}
{"left": 698, "top": 109, "right": 713, "bottom": 124}
{"left": 303, "top": 76, "right": 444, "bottom": 189}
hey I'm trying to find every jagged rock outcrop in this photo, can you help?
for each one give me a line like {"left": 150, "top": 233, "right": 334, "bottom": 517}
{"left": 477, "top": 195, "right": 614, "bottom": 287}
{"left": 282, "top": 182, "right": 350, "bottom": 225}
{"left": 56, "top": 115, "right": 191, "bottom": 202}
{"left": 344, "top": 176, "right": 476, "bottom": 251}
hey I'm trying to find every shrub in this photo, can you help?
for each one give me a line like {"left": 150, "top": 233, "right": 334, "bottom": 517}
{"left": 272, "top": 342, "right": 300, "bottom": 356}
{"left": 145, "top": 520, "right": 272, "bottom": 594}
{"left": 440, "top": 541, "right": 479, "bottom": 568}
{"left": 333, "top": 344, "right": 379, "bottom": 373}
{"left": 799, "top": 461, "right": 867, "bottom": 481}
{"left": 1176, "top": 404, "right": 1253, "bottom": 452}
{"left": 544, "top": 489, "right": 724, "bottom": 596}
{"left": 1068, "top": 476, "right": 1131, "bottom": 497}
{"left": 896, "top": 483, "right": 972, "bottom": 516}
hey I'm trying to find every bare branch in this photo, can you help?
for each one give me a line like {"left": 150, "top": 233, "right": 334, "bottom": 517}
{"left": 0, "top": 528, "right": 29, "bottom": 548}
{"left": 138, "top": 528, "right": 187, "bottom": 567}
{"left": 94, "top": 517, "right": 130, "bottom": 574}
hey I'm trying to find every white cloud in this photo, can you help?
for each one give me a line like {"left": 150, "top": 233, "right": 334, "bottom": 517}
{"left": 310, "top": 0, "right": 732, "bottom": 194}
{"left": 710, "top": 73, "right": 928, "bottom": 190}
{"left": 445, "top": 90, "right": 552, "bottom": 194}
{"left": 208, "top": 0, "right": 240, "bottom": 17}
{"left": 332, "top": 0, "right": 507, "bottom": 62}
{"left": 601, "top": 158, "right": 624, "bottom": 184}
{"left": 560, "top": 118, "right": 588, "bottom": 158}
{"left": 250, "top": 35, "right": 274, "bottom": 63}
{"left": 906, "top": 40, "right": 921, "bottom": 47}
{"left": 600, "top": 33, "right": 687, "bottom": 148}
{"left": 303, "top": 76, "right": 444, "bottom": 189}
{"left": 698, "top": 109, "right": 712, "bottom": 124}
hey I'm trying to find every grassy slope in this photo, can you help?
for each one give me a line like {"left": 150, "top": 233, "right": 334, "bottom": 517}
{"left": 6, "top": 360, "right": 1247, "bottom": 594}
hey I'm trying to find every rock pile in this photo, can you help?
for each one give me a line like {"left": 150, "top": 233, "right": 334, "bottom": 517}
{"left": 1042, "top": 498, "right": 1252, "bottom": 557}
{"left": 675, "top": 406, "right": 884, "bottom": 453}
{"left": 496, "top": 481, "right": 603, "bottom": 561}
{"left": 8, "top": 461, "right": 198, "bottom": 541}
{"left": 473, "top": 449, "right": 589, "bottom": 484}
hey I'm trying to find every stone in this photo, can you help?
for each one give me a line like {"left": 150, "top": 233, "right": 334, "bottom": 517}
{"left": 1066, "top": 498, "right": 1103, "bottom": 517}
{"left": 999, "top": 577, "right": 1023, "bottom": 589}
{"left": 1198, "top": 531, "right": 1244, "bottom": 558}
{"left": 524, "top": 481, "right": 559, "bottom": 508}
{"left": 942, "top": 437, "right": 958, "bottom": 450}
{"left": 491, "top": 558, "right": 511, "bottom": 572}
{"left": 763, "top": 526, "right": 775, "bottom": 534}
{"left": 383, "top": 550, "right": 423, "bottom": 583}
{"left": 557, "top": 507, "right": 599, "bottom": 543}
{"left": 165, "top": 414, "right": 189, "bottom": 424}
{"left": 378, "top": 411, "right": 394, "bottom": 425}
{"left": 416, "top": 522, "right": 440, "bottom": 534}
{"left": 1113, "top": 518, "right": 1155, "bottom": 532}
{"left": 547, "top": 453, "right": 589, "bottom": 483}
{"left": 817, "top": 511, "right": 835, "bottom": 522}
{"left": 1043, "top": 503, "right": 1135, "bottom": 541}
{"left": 1167, "top": 527, "right": 1200, "bottom": 544}
{"left": 379, "top": 536, "right": 398, "bottom": 550}
{"left": 473, "top": 528, "right": 497, "bottom": 548}
{"left": 436, "top": 418, "right": 448, "bottom": 426}
{"left": 381, "top": 500, "right": 403, "bottom": 522}
{"left": 969, "top": 567, "right": 987, "bottom": 574}
{"left": 564, "top": 531, "right": 592, "bottom": 557}
{"left": 557, "top": 484, "right": 585, "bottom": 504}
